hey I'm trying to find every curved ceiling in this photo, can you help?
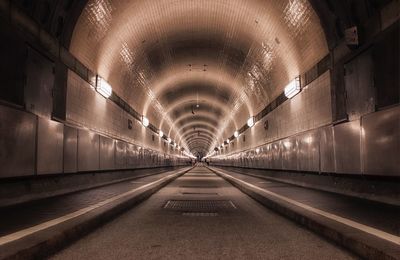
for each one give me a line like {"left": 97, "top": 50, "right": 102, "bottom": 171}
{"left": 69, "top": 0, "right": 328, "bottom": 156}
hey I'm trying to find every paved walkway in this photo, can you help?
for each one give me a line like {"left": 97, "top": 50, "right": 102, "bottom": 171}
{"left": 50, "top": 166, "right": 354, "bottom": 259}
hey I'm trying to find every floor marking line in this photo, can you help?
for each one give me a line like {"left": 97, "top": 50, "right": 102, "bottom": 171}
{"left": 0, "top": 168, "right": 189, "bottom": 247}
{"left": 215, "top": 169, "right": 400, "bottom": 246}
{"left": 164, "top": 201, "right": 171, "bottom": 209}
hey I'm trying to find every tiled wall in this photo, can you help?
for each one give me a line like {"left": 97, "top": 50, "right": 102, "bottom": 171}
{"left": 210, "top": 105, "right": 400, "bottom": 176}
{"left": 210, "top": 70, "right": 400, "bottom": 176}
{"left": 222, "top": 71, "right": 332, "bottom": 154}
{"left": 66, "top": 70, "right": 177, "bottom": 155}
{"left": 0, "top": 98, "right": 190, "bottom": 179}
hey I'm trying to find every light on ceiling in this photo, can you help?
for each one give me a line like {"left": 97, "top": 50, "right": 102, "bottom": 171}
{"left": 96, "top": 76, "right": 112, "bottom": 98}
{"left": 247, "top": 116, "right": 255, "bottom": 127}
{"left": 234, "top": 131, "right": 239, "bottom": 138}
{"left": 284, "top": 76, "right": 301, "bottom": 99}
{"left": 159, "top": 130, "right": 164, "bottom": 137}
{"left": 142, "top": 116, "right": 149, "bottom": 127}
{"left": 226, "top": 139, "right": 230, "bottom": 144}
{"left": 167, "top": 137, "right": 172, "bottom": 143}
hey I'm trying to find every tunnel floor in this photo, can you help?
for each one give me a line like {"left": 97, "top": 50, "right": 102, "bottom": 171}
{"left": 0, "top": 170, "right": 183, "bottom": 236}
{"left": 48, "top": 166, "right": 354, "bottom": 259}
{"left": 213, "top": 167, "right": 400, "bottom": 237}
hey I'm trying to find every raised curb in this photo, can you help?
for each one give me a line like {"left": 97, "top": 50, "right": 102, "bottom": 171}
{"left": 0, "top": 167, "right": 192, "bottom": 260}
{"left": 0, "top": 166, "right": 186, "bottom": 207}
{"left": 209, "top": 167, "right": 400, "bottom": 260}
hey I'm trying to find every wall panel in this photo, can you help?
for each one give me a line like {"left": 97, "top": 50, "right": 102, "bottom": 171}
{"left": 0, "top": 104, "right": 189, "bottom": 178}
{"left": 64, "top": 125, "right": 78, "bottom": 173}
{"left": 281, "top": 137, "right": 298, "bottom": 170}
{"left": 78, "top": 129, "right": 99, "bottom": 172}
{"left": 344, "top": 50, "right": 375, "bottom": 121}
{"left": 115, "top": 140, "right": 126, "bottom": 169}
{"left": 297, "top": 130, "right": 320, "bottom": 172}
{"left": 319, "top": 126, "right": 335, "bottom": 173}
{"left": 25, "top": 47, "right": 54, "bottom": 118}
{"left": 0, "top": 105, "right": 36, "bottom": 177}
{"left": 362, "top": 106, "right": 400, "bottom": 176}
{"left": 333, "top": 120, "right": 361, "bottom": 174}
{"left": 126, "top": 143, "right": 136, "bottom": 168}
{"left": 99, "top": 135, "right": 115, "bottom": 170}
{"left": 37, "top": 118, "right": 64, "bottom": 174}
{"left": 210, "top": 105, "right": 399, "bottom": 177}
{"left": 271, "top": 141, "right": 282, "bottom": 169}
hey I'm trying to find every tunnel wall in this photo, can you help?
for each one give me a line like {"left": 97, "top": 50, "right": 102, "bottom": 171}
{"left": 0, "top": 6, "right": 190, "bottom": 180}
{"left": 225, "top": 71, "right": 332, "bottom": 155}
{"left": 210, "top": 105, "right": 399, "bottom": 176}
{"left": 0, "top": 104, "right": 189, "bottom": 179}
{"left": 66, "top": 70, "right": 173, "bottom": 153}
{"left": 210, "top": 17, "right": 399, "bottom": 177}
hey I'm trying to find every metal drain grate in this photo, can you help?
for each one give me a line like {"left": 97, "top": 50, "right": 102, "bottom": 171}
{"left": 180, "top": 185, "right": 218, "bottom": 188}
{"left": 164, "top": 200, "right": 237, "bottom": 212}
{"left": 181, "top": 192, "right": 218, "bottom": 195}
{"left": 184, "top": 174, "right": 215, "bottom": 177}
{"left": 182, "top": 212, "right": 218, "bottom": 217}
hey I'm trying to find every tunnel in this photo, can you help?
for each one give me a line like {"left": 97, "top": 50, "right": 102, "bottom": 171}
{"left": 0, "top": 0, "right": 399, "bottom": 259}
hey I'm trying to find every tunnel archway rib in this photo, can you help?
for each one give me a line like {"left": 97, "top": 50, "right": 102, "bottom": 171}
{"left": 187, "top": 138, "right": 213, "bottom": 147}
{"left": 70, "top": 0, "right": 329, "bottom": 155}
{"left": 164, "top": 99, "right": 239, "bottom": 135}
{"left": 189, "top": 144, "right": 209, "bottom": 155}
{"left": 181, "top": 130, "right": 219, "bottom": 147}
{"left": 175, "top": 115, "right": 219, "bottom": 131}
{"left": 177, "top": 123, "right": 219, "bottom": 142}
{"left": 178, "top": 135, "right": 214, "bottom": 149}
{"left": 178, "top": 125, "right": 223, "bottom": 150}
{"left": 169, "top": 103, "right": 228, "bottom": 132}
{"left": 185, "top": 132, "right": 214, "bottom": 143}
{"left": 188, "top": 142, "right": 210, "bottom": 150}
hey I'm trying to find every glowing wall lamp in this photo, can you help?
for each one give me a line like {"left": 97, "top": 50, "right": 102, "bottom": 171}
{"left": 159, "top": 130, "right": 164, "bottom": 137}
{"left": 234, "top": 131, "right": 239, "bottom": 138}
{"left": 167, "top": 137, "right": 172, "bottom": 143}
{"left": 96, "top": 76, "right": 112, "bottom": 98}
{"left": 284, "top": 76, "right": 301, "bottom": 99}
{"left": 226, "top": 139, "right": 230, "bottom": 144}
{"left": 247, "top": 116, "right": 255, "bottom": 127}
{"left": 142, "top": 116, "right": 149, "bottom": 127}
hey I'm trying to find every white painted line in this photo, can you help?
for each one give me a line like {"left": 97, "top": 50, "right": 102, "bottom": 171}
{"left": 229, "top": 201, "right": 237, "bottom": 209}
{"left": 163, "top": 201, "right": 171, "bottom": 209}
{"left": 215, "top": 169, "right": 400, "bottom": 246}
{"left": 0, "top": 169, "right": 188, "bottom": 247}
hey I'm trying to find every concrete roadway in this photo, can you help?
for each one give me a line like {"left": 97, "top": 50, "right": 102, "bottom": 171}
{"left": 51, "top": 166, "right": 356, "bottom": 259}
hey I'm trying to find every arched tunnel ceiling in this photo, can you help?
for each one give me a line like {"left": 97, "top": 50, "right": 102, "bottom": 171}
{"left": 70, "top": 0, "right": 328, "bottom": 156}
